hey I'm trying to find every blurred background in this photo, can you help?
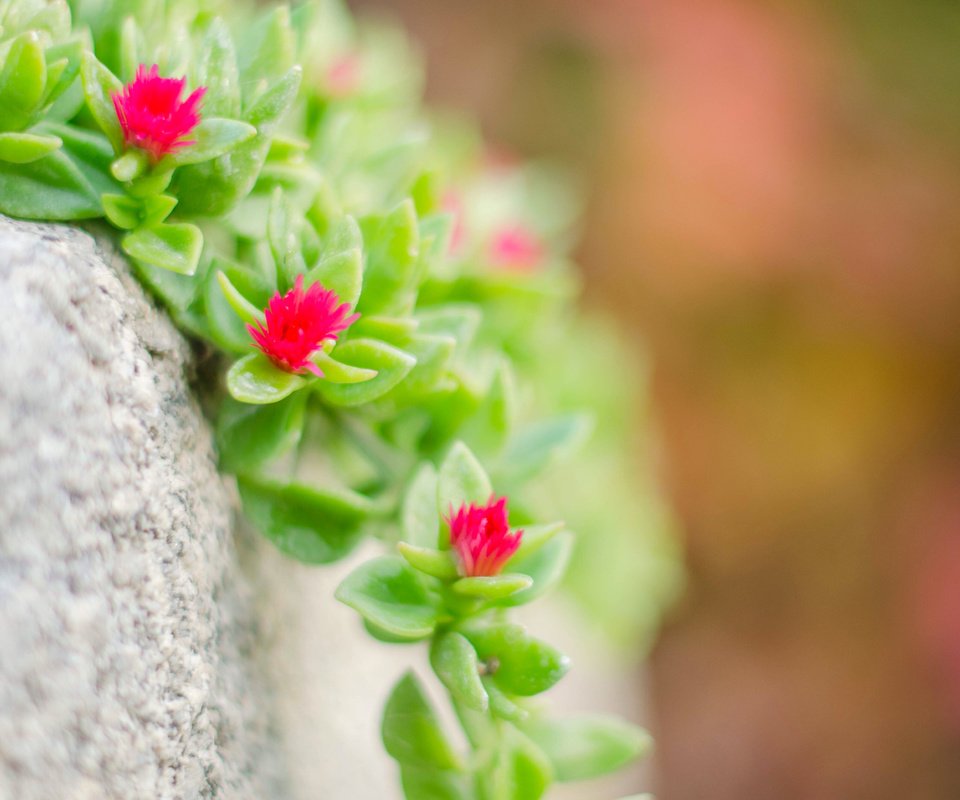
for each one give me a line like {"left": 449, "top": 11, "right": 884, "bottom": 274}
{"left": 348, "top": 1, "right": 960, "bottom": 798}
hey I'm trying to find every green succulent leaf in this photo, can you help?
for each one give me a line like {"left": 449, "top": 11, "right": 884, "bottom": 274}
{"left": 0, "top": 131, "right": 61, "bottom": 163}
{"left": 495, "top": 530, "right": 574, "bottom": 608}
{"left": 239, "top": 4, "right": 295, "bottom": 85}
{"left": 216, "top": 268, "right": 265, "bottom": 326}
{"left": 452, "top": 574, "right": 532, "bottom": 601}
{"left": 165, "top": 117, "right": 256, "bottom": 167}
{"left": 437, "top": 441, "right": 492, "bottom": 517}
{"left": 523, "top": 716, "right": 653, "bottom": 782}
{"left": 208, "top": 262, "right": 271, "bottom": 352}
{"left": 335, "top": 556, "right": 440, "bottom": 639}
{"left": 226, "top": 352, "right": 307, "bottom": 405}
{"left": 0, "top": 32, "right": 47, "bottom": 132}
{"left": 511, "top": 521, "right": 565, "bottom": 562}
{"left": 402, "top": 462, "right": 440, "bottom": 548}
{"left": 479, "top": 725, "right": 553, "bottom": 800}
{"left": 193, "top": 17, "right": 241, "bottom": 118}
{"left": 0, "top": 146, "right": 101, "bottom": 219}
{"left": 382, "top": 671, "right": 462, "bottom": 770}
{"left": 464, "top": 623, "right": 570, "bottom": 697}
{"left": 305, "top": 214, "right": 363, "bottom": 308}
{"left": 497, "top": 414, "right": 592, "bottom": 486}
{"left": 430, "top": 631, "right": 488, "bottom": 712}
{"left": 79, "top": 51, "right": 123, "bottom": 153}
{"left": 315, "top": 338, "right": 416, "bottom": 407}
{"left": 216, "top": 393, "right": 307, "bottom": 474}
{"left": 238, "top": 474, "right": 370, "bottom": 564}
{"left": 101, "top": 192, "right": 139, "bottom": 229}
{"left": 397, "top": 541, "right": 458, "bottom": 580}
{"left": 357, "top": 198, "right": 420, "bottom": 315}
{"left": 484, "top": 680, "right": 529, "bottom": 724}
{"left": 122, "top": 222, "right": 203, "bottom": 275}
{"left": 311, "top": 350, "right": 378, "bottom": 384}
{"left": 400, "top": 766, "right": 470, "bottom": 800}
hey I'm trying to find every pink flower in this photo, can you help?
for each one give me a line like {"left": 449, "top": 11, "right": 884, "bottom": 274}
{"left": 327, "top": 54, "right": 361, "bottom": 97}
{"left": 112, "top": 64, "right": 205, "bottom": 162}
{"left": 488, "top": 225, "right": 543, "bottom": 270}
{"left": 447, "top": 496, "right": 523, "bottom": 578}
{"left": 248, "top": 275, "right": 359, "bottom": 376}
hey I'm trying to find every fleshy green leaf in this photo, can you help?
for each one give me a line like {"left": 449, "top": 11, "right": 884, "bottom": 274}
{"left": 381, "top": 671, "right": 462, "bottom": 770}
{"left": 523, "top": 716, "right": 653, "bottom": 782}
{"left": 239, "top": 4, "right": 295, "bottom": 85}
{"left": 110, "top": 149, "right": 146, "bottom": 181}
{"left": 452, "top": 574, "right": 532, "bottom": 600}
{"left": 335, "top": 556, "right": 440, "bottom": 639}
{"left": 485, "top": 680, "right": 529, "bottom": 724}
{"left": 400, "top": 766, "right": 470, "bottom": 800}
{"left": 164, "top": 118, "right": 256, "bottom": 167}
{"left": 464, "top": 623, "right": 570, "bottom": 697}
{"left": 226, "top": 352, "right": 306, "bottom": 405}
{"left": 402, "top": 462, "right": 440, "bottom": 548}
{"left": 480, "top": 726, "right": 553, "bottom": 800}
{"left": 0, "top": 32, "right": 46, "bottom": 132}
{"left": 357, "top": 198, "right": 420, "bottom": 315}
{"left": 430, "top": 631, "right": 488, "bottom": 712}
{"left": 122, "top": 222, "right": 202, "bottom": 275}
{"left": 511, "top": 521, "right": 565, "bottom": 562}
{"left": 193, "top": 17, "right": 241, "bottom": 118}
{"left": 388, "top": 332, "right": 455, "bottom": 402}
{"left": 0, "top": 147, "right": 101, "bottom": 219}
{"left": 352, "top": 314, "right": 418, "bottom": 347}
{"left": 496, "top": 530, "right": 573, "bottom": 608}
{"left": 498, "top": 414, "right": 592, "bottom": 486}
{"left": 141, "top": 193, "right": 177, "bottom": 226}
{"left": 216, "top": 268, "right": 265, "bottom": 326}
{"left": 266, "top": 187, "right": 303, "bottom": 287}
{"left": 216, "top": 393, "right": 306, "bottom": 473}
{"left": 305, "top": 214, "right": 363, "bottom": 308}
{"left": 208, "top": 262, "right": 270, "bottom": 352}
{"left": 238, "top": 474, "right": 370, "bottom": 563}
{"left": 101, "top": 192, "right": 140, "bottom": 229}
{"left": 437, "top": 441, "right": 492, "bottom": 518}
{"left": 397, "top": 542, "right": 458, "bottom": 580}
{"left": 80, "top": 51, "right": 123, "bottom": 153}
{"left": 311, "top": 350, "right": 378, "bottom": 383}
{"left": 315, "top": 338, "right": 416, "bottom": 407}
{"left": 0, "top": 131, "right": 61, "bottom": 163}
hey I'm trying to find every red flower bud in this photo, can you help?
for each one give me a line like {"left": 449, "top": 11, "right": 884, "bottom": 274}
{"left": 112, "top": 64, "right": 205, "bottom": 162}
{"left": 248, "top": 275, "right": 359, "bottom": 376}
{"left": 447, "top": 496, "right": 523, "bottom": 578}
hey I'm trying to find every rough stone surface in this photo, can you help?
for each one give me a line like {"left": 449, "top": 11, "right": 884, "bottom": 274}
{"left": 0, "top": 216, "right": 281, "bottom": 800}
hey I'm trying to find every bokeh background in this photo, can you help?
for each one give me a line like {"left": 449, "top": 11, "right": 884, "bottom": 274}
{"left": 348, "top": 1, "right": 960, "bottom": 798}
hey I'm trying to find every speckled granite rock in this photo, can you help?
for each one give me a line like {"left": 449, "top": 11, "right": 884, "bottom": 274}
{"left": 0, "top": 215, "right": 284, "bottom": 800}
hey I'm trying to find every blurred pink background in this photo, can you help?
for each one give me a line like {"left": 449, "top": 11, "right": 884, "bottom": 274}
{"left": 350, "top": 1, "right": 960, "bottom": 797}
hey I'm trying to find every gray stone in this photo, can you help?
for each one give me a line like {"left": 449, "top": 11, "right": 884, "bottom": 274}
{"left": 0, "top": 216, "right": 282, "bottom": 800}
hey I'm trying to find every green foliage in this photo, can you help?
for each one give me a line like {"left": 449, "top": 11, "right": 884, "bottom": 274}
{"left": 1, "top": 0, "right": 679, "bottom": 796}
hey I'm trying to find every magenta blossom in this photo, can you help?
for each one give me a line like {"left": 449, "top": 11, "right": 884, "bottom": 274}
{"left": 248, "top": 275, "right": 359, "bottom": 376}
{"left": 112, "top": 64, "right": 205, "bottom": 162}
{"left": 488, "top": 225, "right": 544, "bottom": 270}
{"left": 447, "top": 496, "right": 523, "bottom": 578}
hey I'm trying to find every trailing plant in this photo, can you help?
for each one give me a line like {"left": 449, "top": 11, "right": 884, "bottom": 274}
{"left": 0, "top": 0, "right": 681, "bottom": 796}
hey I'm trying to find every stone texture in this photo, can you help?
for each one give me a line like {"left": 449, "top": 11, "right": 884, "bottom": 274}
{"left": 0, "top": 216, "right": 281, "bottom": 800}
